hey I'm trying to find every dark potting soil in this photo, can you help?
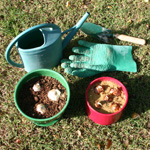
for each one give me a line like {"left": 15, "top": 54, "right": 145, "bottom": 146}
{"left": 18, "top": 76, "right": 67, "bottom": 119}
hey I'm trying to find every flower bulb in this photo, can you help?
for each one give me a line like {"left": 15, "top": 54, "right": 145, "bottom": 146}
{"left": 48, "top": 89, "right": 61, "bottom": 101}
{"left": 36, "top": 104, "right": 46, "bottom": 114}
{"left": 33, "top": 83, "right": 41, "bottom": 92}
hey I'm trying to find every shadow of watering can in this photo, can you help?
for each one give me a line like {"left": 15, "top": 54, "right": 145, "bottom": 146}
{"left": 5, "top": 12, "right": 90, "bottom": 72}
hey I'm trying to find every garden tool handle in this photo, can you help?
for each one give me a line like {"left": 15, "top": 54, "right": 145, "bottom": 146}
{"left": 114, "top": 34, "right": 146, "bottom": 45}
{"left": 5, "top": 23, "right": 56, "bottom": 68}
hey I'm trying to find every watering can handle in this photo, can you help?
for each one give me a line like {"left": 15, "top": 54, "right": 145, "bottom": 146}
{"left": 5, "top": 23, "right": 56, "bottom": 68}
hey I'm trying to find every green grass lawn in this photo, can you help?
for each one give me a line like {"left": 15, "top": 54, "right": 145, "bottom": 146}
{"left": 0, "top": 0, "right": 150, "bottom": 149}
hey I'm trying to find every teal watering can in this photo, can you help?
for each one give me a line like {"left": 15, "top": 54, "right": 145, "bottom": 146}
{"left": 5, "top": 12, "right": 90, "bottom": 72}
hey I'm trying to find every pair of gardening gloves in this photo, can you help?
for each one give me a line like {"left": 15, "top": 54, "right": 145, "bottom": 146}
{"left": 61, "top": 40, "right": 137, "bottom": 77}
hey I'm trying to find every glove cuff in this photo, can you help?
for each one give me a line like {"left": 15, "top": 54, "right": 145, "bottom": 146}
{"left": 114, "top": 45, "right": 137, "bottom": 72}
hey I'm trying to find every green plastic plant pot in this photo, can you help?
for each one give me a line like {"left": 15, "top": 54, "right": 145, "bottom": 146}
{"left": 14, "top": 69, "right": 70, "bottom": 127}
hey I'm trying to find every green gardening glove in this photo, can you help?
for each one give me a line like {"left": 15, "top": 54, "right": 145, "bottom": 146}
{"left": 61, "top": 40, "right": 137, "bottom": 77}
{"left": 61, "top": 59, "right": 101, "bottom": 77}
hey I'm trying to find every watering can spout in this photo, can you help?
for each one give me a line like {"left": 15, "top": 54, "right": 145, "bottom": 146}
{"left": 62, "top": 12, "right": 90, "bottom": 50}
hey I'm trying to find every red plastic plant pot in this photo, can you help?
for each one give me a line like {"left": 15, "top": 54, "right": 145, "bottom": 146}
{"left": 85, "top": 77, "right": 128, "bottom": 125}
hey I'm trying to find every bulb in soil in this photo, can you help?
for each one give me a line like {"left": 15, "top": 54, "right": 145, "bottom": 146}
{"left": 48, "top": 89, "right": 61, "bottom": 101}
{"left": 36, "top": 104, "right": 46, "bottom": 114}
{"left": 94, "top": 85, "right": 104, "bottom": 94}
{"left": 33, "top": 83, "right": 41, "bottom": 92}
{"left": 111, "top": 102, "right": 120, "bottom": 112}
{"left": 95, "top": 101, "right": 102, "bottom": 108}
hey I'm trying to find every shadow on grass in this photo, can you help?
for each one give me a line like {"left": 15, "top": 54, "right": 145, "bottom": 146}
{"left": 64, "top": 71, "right": 150, "bottom": 120}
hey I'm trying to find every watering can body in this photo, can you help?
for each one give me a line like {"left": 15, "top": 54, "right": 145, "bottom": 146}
{"left": 16, "top": 24, "right": 63, "bottom": 72}
{"left": 5, "top": 12, "right": 89, "bottom": 72}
